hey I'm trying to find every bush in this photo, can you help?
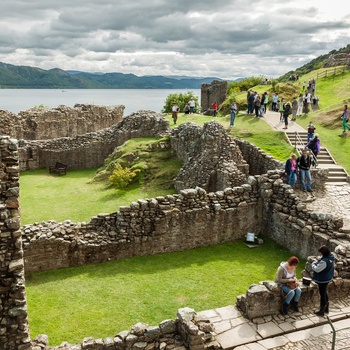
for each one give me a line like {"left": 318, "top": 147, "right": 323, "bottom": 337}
{"left": 162, "top": 92, "right": 199, "bottom": 113}
{"left": 108, "top": 164, "right": 140, "bottom": 190}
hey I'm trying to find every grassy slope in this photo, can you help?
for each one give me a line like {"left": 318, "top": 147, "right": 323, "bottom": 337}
{"left": 26, "top": 238, "right": 305, "bottom": 345}
{"left": 295, "top": 69, "right": 350, "bottom": 173}
{"left": 20, "top": 137, "right": 181, "bottom": 224}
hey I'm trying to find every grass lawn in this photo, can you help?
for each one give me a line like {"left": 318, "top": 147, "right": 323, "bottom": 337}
{"left": 26, "top": 237, "right": 305, "bottom": 345}
{"left": 165, "top": 113, "right": 295, "bottom": 161}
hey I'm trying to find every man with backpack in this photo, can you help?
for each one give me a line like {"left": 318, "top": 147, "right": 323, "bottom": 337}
{"left": 297, "top": 149, "right": 313, "bottom": 193}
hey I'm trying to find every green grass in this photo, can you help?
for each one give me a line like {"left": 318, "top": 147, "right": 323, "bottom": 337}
{"left": 165, "top": 113, "right": 295, "bottom": 161}
{"left": 20, "top": 137, "right": 182, "bottom": 224}
{"left": 26, "top": 237, "right": 305, "bottom": 345}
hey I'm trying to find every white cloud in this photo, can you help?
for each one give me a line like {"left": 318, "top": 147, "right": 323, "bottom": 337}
{"left": 0, "top": 0, "right": 349, "bottom": 78}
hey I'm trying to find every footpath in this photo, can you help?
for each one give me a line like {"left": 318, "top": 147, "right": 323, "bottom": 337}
{"left": 261, "top": 110, "right": 350, "bottom": 230}
{"left": 198, "top": 297, "right": 350, "bottom": 349}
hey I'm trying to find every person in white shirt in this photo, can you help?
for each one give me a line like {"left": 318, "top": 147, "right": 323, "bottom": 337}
{"left": 189, "top": 98, "right": 195, "bottom": 114}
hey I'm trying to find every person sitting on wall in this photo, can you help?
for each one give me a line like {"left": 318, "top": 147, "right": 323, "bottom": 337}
{"left": 275, "top": 256, "right": 302, "bottom": 315}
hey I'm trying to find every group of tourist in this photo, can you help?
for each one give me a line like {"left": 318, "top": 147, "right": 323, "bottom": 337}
{"left": 275, "top": 247, "right": 335, "bottom": 316}
{"left": 171, "top": 97, "right": 196, "bottom": 124}
{"left": 246, "top": 90, "right": 269, "bottom": 118}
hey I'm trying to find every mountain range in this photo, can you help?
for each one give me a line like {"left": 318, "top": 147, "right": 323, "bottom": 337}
{"left": 0, "top": 62, "right": 223, "bottom": 89}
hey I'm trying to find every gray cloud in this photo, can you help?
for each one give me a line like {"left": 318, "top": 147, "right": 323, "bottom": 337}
{"left": 0, "top": 0, "right": 349, "bottom": 78}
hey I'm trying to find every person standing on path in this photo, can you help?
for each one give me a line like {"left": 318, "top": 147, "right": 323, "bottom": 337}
{"left": 282, "top": 101, "right": 292, "bottom": 129}
{"left": 291, "top": 97, "right": 298, "bottom": 121}
{"left": 247, "top": 91, "right": 255, "bottom": 114}
{"left": 254, "top": 95, "right": 261, "bottom": 118}
{"left": 285, "top": 153, "right": 298, "bottom": 187}
{"left": 341, "top": 104, "right": 350, "bottom": 133}
{"left": 272, "top": 93, "right": 278, "bottom": 111}
{"left": 263, "top": 92, "right": 269, "bottom": 113}
{"left": 275, "top": 256, "right": 302, "bottom": 315}
{"left": 296, "top": 93, "right": 304, "bottom": 118}
{"left": 312, "top": 246, "right": 335, "bottom": 316}
{"left": 297, "top": 149, "right": 313, "bottom": 192}
{"left": 212, "top": 101, "right": 217, "bottom": 117}
{"left": 279, "top": 98, "right": 285, "bottom": 121}
{"left": 229, "top": 100, "right": 238, "bottom": 127}
{"left": 306, "top": 134, "right": 321, "bottom": 159}
{"left": 307, "top": 121, "right": 316, "bottom": 142}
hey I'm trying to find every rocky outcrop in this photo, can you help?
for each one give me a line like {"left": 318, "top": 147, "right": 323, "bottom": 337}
{"left": 0, "top": 104, "right": 125, "bottom": 140}
{"left": 171, "top": 122, "right": 249, "bottom": 192}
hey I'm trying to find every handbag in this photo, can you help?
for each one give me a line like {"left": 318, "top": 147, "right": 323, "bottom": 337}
{"left": 286, "top": 281, "right": 298, "bottom": 290}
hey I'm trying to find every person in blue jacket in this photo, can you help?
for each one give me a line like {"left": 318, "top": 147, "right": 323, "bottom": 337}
{"left": 312, "top": 246, "right": 335, "bottom": 316}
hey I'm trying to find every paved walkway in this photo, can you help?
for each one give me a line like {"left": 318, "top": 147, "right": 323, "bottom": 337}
{"left": 259, "top": 110, "right": 350, "bottom": 229}
{"left": 197, "top": 297, "right": 350, "bottom": 350}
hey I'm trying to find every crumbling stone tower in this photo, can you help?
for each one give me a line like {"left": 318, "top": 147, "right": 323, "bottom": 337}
{"left": 201, "top": 80, "right": 228, "bottom": 113}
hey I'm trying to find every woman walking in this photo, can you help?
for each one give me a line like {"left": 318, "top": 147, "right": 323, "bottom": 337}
{"left": 341, "top": 104, "right": 350, "bottom": 133}
{"left": 275, "top": 256, "right": 302, "bottom": 315}
{"left": 312, "top": 246, "right": 335, "bottom": 316}
{"left": 282, "top": 101, "right": 292, "bottom": 129}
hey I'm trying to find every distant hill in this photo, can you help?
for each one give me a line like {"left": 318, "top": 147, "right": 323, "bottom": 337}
{"left": 0, "top": 62, "right": 222, "bottom": 89}
{"left": 278, "top": 44, "right": 350, "bottom": 81}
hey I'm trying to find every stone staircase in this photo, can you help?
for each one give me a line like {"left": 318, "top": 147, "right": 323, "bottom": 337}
{"left": 286, "top": 131, "right": 348, "bottom": 184}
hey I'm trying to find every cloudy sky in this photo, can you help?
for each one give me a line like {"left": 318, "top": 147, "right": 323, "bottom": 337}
{"left": 0, "top": 0, "right": 349, "bottom": 79}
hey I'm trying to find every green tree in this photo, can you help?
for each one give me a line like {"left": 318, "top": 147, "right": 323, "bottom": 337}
{"left": 108, "top": 164, "right": 140, "bottom": 190}
{"left": 162, "top": 91, "right": 199, "bottom": 113}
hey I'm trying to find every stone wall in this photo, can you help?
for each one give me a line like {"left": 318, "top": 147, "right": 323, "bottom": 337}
{"left": 31, "top": 307, "right": 216, "bottom": 350}
{"left": 259, "top": 170, "right": 343, "bottom": 259}
{"left": 235, "top": 138, "right": 329, "bottom": 190}
{"left": 171, "top": 122, "right": 249, "bottom": 192}
{"left": 0, "top": 104, "right": 124, "bottom": 141}
{"left": 18, "top": 110, "right": 170, "bottom": 170}
{"left": 0, "top": 137, "right": 31, "bottom": 350}
{"left": 22, "top": 184, "right": 262, "bottom": 273}
{"left": 201, "top": 80, "right": 228, "bottom": 113}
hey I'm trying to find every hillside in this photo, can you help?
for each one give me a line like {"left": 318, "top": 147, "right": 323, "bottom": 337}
{"left": 0, "top": 62, "right": 220, "bottom": 89}
{"left": 278, "top": 44, "right": 350, "bottom": 81}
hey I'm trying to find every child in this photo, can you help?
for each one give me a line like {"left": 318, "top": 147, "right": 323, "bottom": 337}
{"left": 307, "top": 121, "right": 316, "bottom": 142}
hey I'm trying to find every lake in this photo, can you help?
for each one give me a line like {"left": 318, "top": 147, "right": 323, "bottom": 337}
{"left": 0, "top": 89, "right": 201, "bottom": 115}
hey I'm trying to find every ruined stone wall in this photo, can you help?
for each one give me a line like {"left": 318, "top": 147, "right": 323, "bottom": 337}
{"left": 0, "top": 137, "right": 31, "bottom": 350}
{"left": 201, "top": 80, "right": 228, "bottom": 113}
{"left": 171, "top": 122, "right": 249, "bottom": 192}
{"left": 18, "top": 110, "right": 170, "bottom": 170}
{"left": 22, "top": 184, "right": 262, "bottom": 272}
{"left": 259, "top": 170, "right": 343, "bottom": 260}
{"left": 31, "top": 307, "right": 216, "bottom": 350}
{"left": 0, "top": 104, "right": 124, "bottom": 140}
{"left": 234, "top": 139, "right": 284, "bottom": 175}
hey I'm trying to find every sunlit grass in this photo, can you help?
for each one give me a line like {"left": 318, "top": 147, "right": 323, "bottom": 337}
{"left": 26, "top": 238, "right": 305, "bottom": 345}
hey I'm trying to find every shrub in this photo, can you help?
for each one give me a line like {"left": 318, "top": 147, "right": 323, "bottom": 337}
{"left": 162, "top": 92, "right": 199, "bottom": 113}
{"left": 108, "top": 164, "right": 140, "bottom": 190}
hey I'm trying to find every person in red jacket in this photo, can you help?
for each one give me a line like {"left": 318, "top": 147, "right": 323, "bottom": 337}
{"left": 211, "top": 101, "right": 217, "bottom": 117}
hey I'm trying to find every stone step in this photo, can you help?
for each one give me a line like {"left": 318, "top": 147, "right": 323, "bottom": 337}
{"left": 326, "top": 176, "right": 348, "bottom": 182}
{"left": 317, "top": 160, "right": 336, "bottom": 164}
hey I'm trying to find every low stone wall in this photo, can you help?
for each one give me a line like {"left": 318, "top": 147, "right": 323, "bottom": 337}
{"left": 237, "top": 277, "right": 350, "bottom": 320}
{"left": 171, "top": 122, "right": 249, "bottom": 192}
{"left": 0, "top": 104, "right": 124, "bottom": 141}
{"left": 22, "top": 184, "right": 262, "bottom": 272}
{"left": 0, "top": 137, "right": 31, "bottom": 350}
{"left": 31, "top": 307, "right": 216, "bottom": 350}
{"left": 18, "top": 110, "right": 170, "bottom": 170}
